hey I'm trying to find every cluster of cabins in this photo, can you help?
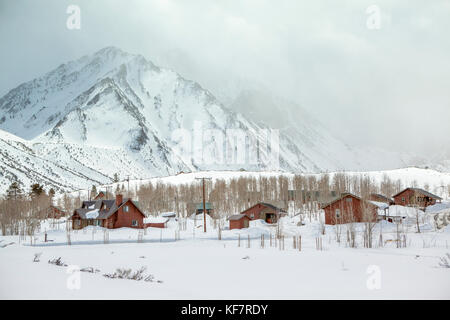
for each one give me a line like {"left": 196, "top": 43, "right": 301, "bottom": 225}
{"left": 67, "top": 190, "right": 289, "bottom": 231}
{"left": 42, "top": 186, "right": 443, "bottom": 231}
{"left": 322, "top": 187, "right": 442, "bottom": 225}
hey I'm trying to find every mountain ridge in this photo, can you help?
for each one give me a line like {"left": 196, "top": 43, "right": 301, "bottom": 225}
{"left": 0, "top": 46, "right": 444, "bottom": 194}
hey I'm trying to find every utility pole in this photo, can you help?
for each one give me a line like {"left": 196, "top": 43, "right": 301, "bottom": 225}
{"left": 195, "top": 177, "right": 212, "bottom": 233}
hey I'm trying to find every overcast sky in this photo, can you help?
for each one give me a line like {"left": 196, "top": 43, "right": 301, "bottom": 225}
{"left": 1, "top": 0, "right": 449, "bottom": 158}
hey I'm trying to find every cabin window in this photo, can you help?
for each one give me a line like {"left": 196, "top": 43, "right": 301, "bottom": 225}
{"left": 401, "top": 197, "right": 405, "bottom": 203}
{"left": 335, "top": 209, "right": 341, "bottom": 218}
{"left": 124, "top": 205, "right": 129, "bottom": 212}
{"left": 76, "top": 220, "right": 81, "bottom": 226}
{"left": 346, "top": 198, "right": 352, "bottom": 203}
{"left": 250, "top": 214, "right": 255, "bottom": 219}
{"left": 95, "top": 220, "right": 102, "bottom": 226}
{"left": 131, "top": 220, "right": 138, "bottom": 227}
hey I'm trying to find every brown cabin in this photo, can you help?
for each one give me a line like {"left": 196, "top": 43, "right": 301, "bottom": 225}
{"left": 71, "top": 194, "right": 145, "bottom": 230}
{"left": 39, "top": 206, "right": 66, "bottom": 219}
{"left": 228, "top": 214, "right": 251, "bottom": 230}
{"left": 392, "top": 188, "right": 442, "bottom": 209}
{"left": 241, "top": 203, "right": 287, "bottom": 224}
{"left": 369, "top": 193, "right": 394, "bottom": 205}
{"left": 322, "top": 193, "right": 378, "bottom": 225}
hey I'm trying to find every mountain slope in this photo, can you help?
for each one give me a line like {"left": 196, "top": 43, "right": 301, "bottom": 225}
{"left": 0, "top": 47, "right": 435, "bottom": 194}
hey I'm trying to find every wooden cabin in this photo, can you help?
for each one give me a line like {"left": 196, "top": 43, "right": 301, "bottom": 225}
{"left": 71, "top": 194, "right": 145, "bottom": 230}
{"left": 240, "top": 203, "right": 287, "bottom": 224}
{"left": 39, "top": 206, "right": 66, "bottom": 219}
{"left": 393, "top": 188, "right": 442, "bottom": 209}
{"left": 322, "top": 193, "right": 378, "bottom": 225}
{"left": 228, "top": 214, "right": 251, "bottom": 230}
{"left": 369, "top": 193, "right": 394, "bottom": 205}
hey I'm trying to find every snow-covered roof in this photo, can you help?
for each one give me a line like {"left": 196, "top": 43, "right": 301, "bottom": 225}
{"left": 425, "top": 202, "right": 450, "bottom": 214}
{"left": 74, "top": 198, "right": 144, "bottom": 220}
{"left": 228, "top": 214, "right": 250, "bottom": 221}
{"left": 393, "top": 188, "right": 442, "bottom": 200}
{"left": 387, "top": 205, "right": 425, "bottom": 218}
{"left": 161, "top": 211, "right": 176, "bottom": 218}
{"left": 143, "top": 217, "right": 168, "bottom": 224}
{"left": 370, "top": 201, "right": 389, "bottom": 210}
{"left": 370, "top": 193, "right": 393, "bottom": 203}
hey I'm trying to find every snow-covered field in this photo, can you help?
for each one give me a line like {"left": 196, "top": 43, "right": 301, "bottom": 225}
{"left": 1, "top": 214, "right": 449, "bottom": 300}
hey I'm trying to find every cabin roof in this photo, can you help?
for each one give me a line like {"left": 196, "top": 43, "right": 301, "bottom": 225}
{"left": 228, "top": 214, "right": 250, "bottom": 221}
{"left": 370, "top": 193, "right": 392, "bottom": 202}
{"left": 196, "top": 202, "right": 213, "bottom": 210}
{"left": 321, "top": 193, "right": 359, "bottom": 209}
{"left": 259, "top": 202, "right": 287, "bottom": 212}
{"left": 392, "top": 188, "right": 442, "bottom": 200}
{"left": 74, "top": 198, "right": 144, "bottom": 220}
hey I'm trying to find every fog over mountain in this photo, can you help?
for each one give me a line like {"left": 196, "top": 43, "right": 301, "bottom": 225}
{"left": 1, "top": 46, "right": 439, "bottom": 193}
{"left": 0, "top": 0, "right": 449, "bottom": 162}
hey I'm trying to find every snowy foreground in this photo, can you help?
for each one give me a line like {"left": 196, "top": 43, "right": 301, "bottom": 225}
{"left": 1, "top": 214, "right": 449, "bottom": 300}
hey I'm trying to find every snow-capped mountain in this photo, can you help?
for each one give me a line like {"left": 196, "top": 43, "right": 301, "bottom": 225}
{"left": 0, "top": 47, "right": 431, "bottom": 193}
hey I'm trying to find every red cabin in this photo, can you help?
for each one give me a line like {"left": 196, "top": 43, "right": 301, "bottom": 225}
{"left": 228, "top": 214, "right": 251, "bottom": 230}
{"left": 369, "top": 193, "right": 394, "bottom": 205}
{"left": 392, "top": 188, "right": 442, "bottom": 209}
{"left": 39, "top": 206, "right": 66, "bottom": 219}
{"left": 240, "top": 203, "right": 287, "bottom": 224}
{"left": 322, "top": 193, "right": 378, "bottom": 225}
{"left": 71, "top": 194, "right": 145, "bottom": 229}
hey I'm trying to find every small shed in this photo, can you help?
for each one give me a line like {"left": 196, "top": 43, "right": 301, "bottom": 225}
{"left": 144, "top": 216, "right": 169, "bottom": 229}
{"left": 228, "top": 214, "right": 251, "bottom": 230}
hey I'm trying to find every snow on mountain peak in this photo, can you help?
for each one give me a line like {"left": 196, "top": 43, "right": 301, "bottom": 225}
{"left": 0, "top": 47, "right": 440, "bottom": 193}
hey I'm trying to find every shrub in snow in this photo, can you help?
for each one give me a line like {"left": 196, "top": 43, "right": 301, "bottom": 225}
{"left": 80, "top": 267, "right": 101, "bottom": 273}
{"left": 438, "top": 253, "right": 450, "bottom": 268}
{"left": 48, "top": 257, "right": 67, "bottom": 267}
{"left": 103, "top": 266, "right": 158, "bottom": 282}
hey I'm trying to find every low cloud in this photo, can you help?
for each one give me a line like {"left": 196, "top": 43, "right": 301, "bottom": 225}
{"left": 0, "top": 0, "right": 449, "bottom": 157}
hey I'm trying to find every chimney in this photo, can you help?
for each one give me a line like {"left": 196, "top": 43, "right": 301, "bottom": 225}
{"left": 116, "top": 194, "right": 123, "bottom": 207}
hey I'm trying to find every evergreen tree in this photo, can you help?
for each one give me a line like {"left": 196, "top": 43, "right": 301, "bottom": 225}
{"left": 6, "top": 182, "right": 23, "bottom": 200}
{"left": 113, "top": 173, "right": 120, "bottom": 183}
{"left": 29, "top": 183, "right": 44, "bottom": 199}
